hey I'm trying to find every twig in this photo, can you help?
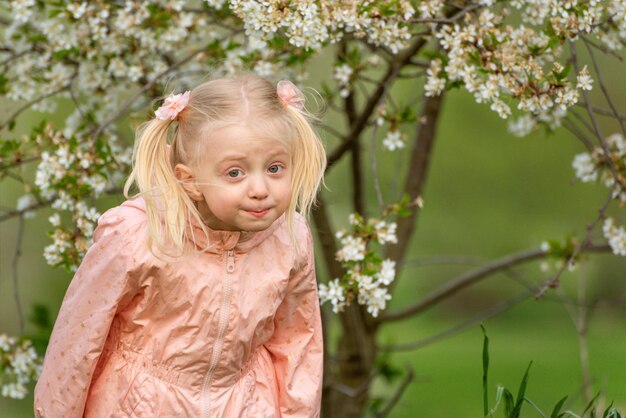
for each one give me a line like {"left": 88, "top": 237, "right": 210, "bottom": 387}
{"left": 318, "top": 123, "right": 344, "bottom": 140}
{"left": 0, "top": 186, "right": 123, "bottom": 222}
{"left": 583, "top": 40, "right": 626, "bottom": 138}
{"left": 534, "top": 190, "right": 614, "bottom": 298}
{"left": 370, "top": 124, "right": 384, "bottom": 211}
{"left": 379, "top": 291, "right": 531, "bottom": 352}
{"left": 0, "top": 198, "right": 54, "bottom": 222}
{"left": 569, "top": 41, "right": 625, "bottom": 192}
{"left": 0, "top": 156, "right": 42, "bottom": 172}
{"left": 585, "top": 104, "right": 626, "bottom": 121}
{"left": 375, "top": 366, "right": 415, "bottom": 418}
{"left": 569, "top": 108, "right": 597, "bottom": 137}
{"left": 0, "top": 48, "right": 34, "bottom": 68}
{"left": 581, "top": 35, "right": 623, "bottom": 62}
{"left": 12, "top": 214, "right": 25, "bottom": 335}
{"left": 402, "top": 254, "right": 488, "bottom": 268}
{"left": 0, "top": 84, "right": 71, "bottom": 131}
{"left": 563, "top": 117, "right": 595, "bottom": 151}
{"left": 68, "top": 83, "right": 88, "bottom": 121}
{"left": 329, "top": 369, "right": 379, "bottom": 398}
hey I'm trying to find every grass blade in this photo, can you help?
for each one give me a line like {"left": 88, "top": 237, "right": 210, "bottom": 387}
{"left": 512, "top": 361, "right": 533, "bottom": 418}
{"left": 524, "top": 397, "right": 547, "bottom": 417}
{"left": 481, "top": 324, "right": 490, "bottom": 417}
{"left": 504, "top": 388, "right": 515, "bottom": 417}
{"left": 550, "top": 396, "right": 568, "bottom": 418}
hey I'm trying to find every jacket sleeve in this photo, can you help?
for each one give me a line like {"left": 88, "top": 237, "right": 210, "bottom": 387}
{"left": 264, "top": 222, "right": 324, "bottom": 418}
{"left": 34, "top": 208, "right": 142, "bottom": 418}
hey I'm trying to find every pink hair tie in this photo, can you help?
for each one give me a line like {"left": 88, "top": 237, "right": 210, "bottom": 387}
{"left": 277, "top": 80, "right": 305, "bottom": 110}
{"left": 155, "top": 91, "right": 191, "bottom": 121}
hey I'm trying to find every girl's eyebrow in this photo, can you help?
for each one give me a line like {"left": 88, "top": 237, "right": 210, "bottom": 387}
{"left": 219, "top": 149, "right": 289, "bottom": 163}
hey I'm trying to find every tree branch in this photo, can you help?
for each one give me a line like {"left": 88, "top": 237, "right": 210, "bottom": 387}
{"left": 379, "top": 290, "right": 531, "bottom": 352}
{"left": 534, "top": 190, "right": 614, "bottom": 298}
{"left": 375, "top": 366, "right": 415, "bottom": 418}
{"left": 311, "top": 193, "right": 343, "bottom": 280}
{"left": 339, "top": 41, "right": 365, "bottom": 216}
{"left": 0, "top": 83, "right": 71, "bottom": 131}
{"left": 0, "top": 156, "right": 41, "bottom": 172}
{"left": 385, "top": 93, "right": 445, "bottom": 277}
{"left": 377, "top": 242, "right": 611, "bottom": 324}
{"left": 12, "top": 214, "right": 25, "bottom": 335}
{"left": 326, "top": 36, "right": 430, "bottom": 171}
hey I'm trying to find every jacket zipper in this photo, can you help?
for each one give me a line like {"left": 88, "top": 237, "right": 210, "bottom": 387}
{"left": 201, "top": 249, "right": 235, "bottom": 418}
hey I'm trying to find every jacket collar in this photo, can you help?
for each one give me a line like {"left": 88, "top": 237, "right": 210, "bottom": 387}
{"left": 122, "top": 198, "right": 283, "bottom": 254}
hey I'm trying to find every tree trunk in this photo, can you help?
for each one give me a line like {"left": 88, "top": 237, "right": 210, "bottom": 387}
{"left": 327, "top": 304, "right": 377, "bottom": 417}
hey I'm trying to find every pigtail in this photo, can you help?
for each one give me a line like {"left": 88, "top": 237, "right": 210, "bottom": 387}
{"left": 124, "top": 117, "right": 200, "bottom": 258}
{"left": 284, "top": 106, "right": 327, "bottom": 254}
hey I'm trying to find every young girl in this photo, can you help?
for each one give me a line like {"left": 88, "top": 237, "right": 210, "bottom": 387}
{"left": 34, "top": 74, "right": 326, "bottom": 417}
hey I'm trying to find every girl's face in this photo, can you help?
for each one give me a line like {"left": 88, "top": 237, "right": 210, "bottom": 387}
{"left": 177, "top": 124, "right": 292, "bottom": 232}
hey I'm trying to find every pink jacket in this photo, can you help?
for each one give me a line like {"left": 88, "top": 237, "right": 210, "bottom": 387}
{"left": 34, "top": 198, "right": 323, "bottom": 417}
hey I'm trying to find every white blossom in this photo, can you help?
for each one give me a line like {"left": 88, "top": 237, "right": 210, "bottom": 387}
{"left": 377, "top": 259, "right": 396, "bottom": 285}
{"left": 318, "top": 279, "right": 347, "bottom": 313}
{"left": 382, "top": 130, "right": 405, "bottom": 151}
{"left": 576, "top": 65, "right": 593, "bottom": 91}
{"left": 16, "top": 194, "right": 37, "bottom": 219}
{"left": 374, "top": 221, "right": 398, "bottom": 244}
{"left": 572, "top": 153, "right": 598, "bottom": 182}
{"left": 0, "top": 335, "right": 41, "bottom": 400}
{"left": 508, "top": 114, "right": 537, "bottom": 137}
{"left": 603, "top": 217, "right": 626, "bottom": 256}
{"left": 336, "top": 235, "right": 367, "bottom": 262}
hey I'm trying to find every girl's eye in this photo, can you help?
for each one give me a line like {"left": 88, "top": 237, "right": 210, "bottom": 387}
{"left": 227, "top": 169, "right": 242, "bottom": 178}
{"left": 268, "top": 164, "right": 283, "bottom": 174}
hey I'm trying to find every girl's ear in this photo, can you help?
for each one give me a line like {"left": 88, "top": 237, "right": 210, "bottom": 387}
{"left": 174, "top": 164, "right": 204, "bottom": 201}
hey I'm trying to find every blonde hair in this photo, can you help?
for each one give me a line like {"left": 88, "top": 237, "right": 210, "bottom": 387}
{"left": 124, "top": 74, "right": 326, "bottom": 257}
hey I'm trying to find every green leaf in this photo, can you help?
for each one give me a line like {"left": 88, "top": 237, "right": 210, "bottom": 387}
{"left": 503, "top": 388, "right": 515, "bottom": 417}
{"left": 481, "top": 324, "right": 490, "bottom": 417}
{"left": 29, "top": 303, "right": 51, "bottom": 331}
{"left": 583, "top": 392, "right": 601, "bottom": 416}
{"left": 0, "top": 74, "right": 8, "bottom": 95}
{"left": 524, "top": 398, "right": 547, "bottom": 417}
{"left": 512, "top": 362, "right": 533, "bottom": 418}
{"left": 550, "top": 396, "right": 568, "bottom": 418}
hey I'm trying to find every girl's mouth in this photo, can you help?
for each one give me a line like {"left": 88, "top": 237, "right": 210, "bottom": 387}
{"left": 246, "top": 209, "right": 270, "bottom": 218}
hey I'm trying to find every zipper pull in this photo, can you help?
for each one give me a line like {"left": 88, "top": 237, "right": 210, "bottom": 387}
{"left": 226, "top": 250, "right": 235, "bottom": 273}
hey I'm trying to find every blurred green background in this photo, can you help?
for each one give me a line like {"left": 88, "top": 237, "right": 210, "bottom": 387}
{"left": 2, "top": 65, "right": 626, "bottom": 417}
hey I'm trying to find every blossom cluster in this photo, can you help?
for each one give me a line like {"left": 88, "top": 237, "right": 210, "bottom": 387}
{"left": 0, "top": 335, "right": 42, "bottom": 400}
{"left": 230, "top": 0, "right": 415, "bottom": 53}
{"left": 538, "top": 238, "right": 580, "bottom": 273}
{"left": 426, "top": 2, "right": 613, "bottom": 129}
{"left": 603, "top": 217, "right": 626, "bottom": 256}
{"left": 318, "top": 212, "right": 399, "bottom": 317}
{"left": 572, "top": 133, "right": 626, "bottom": 205}
{"left": 15, "top": 123, "right": 131, "bottom": 270}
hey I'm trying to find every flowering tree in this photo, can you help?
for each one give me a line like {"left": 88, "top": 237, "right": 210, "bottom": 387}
{"left": 1, "top": 0, "right": 626, "bottom": 415}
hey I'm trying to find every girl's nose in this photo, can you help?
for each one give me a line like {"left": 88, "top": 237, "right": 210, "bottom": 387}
{"left": 248, "top": 175, "right": 269, "bottom": 199}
